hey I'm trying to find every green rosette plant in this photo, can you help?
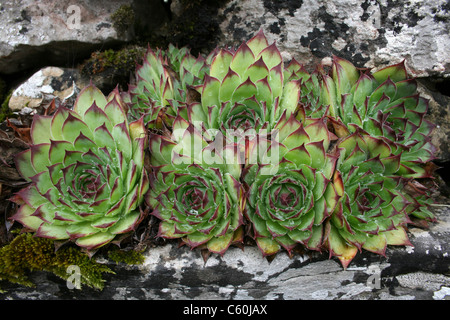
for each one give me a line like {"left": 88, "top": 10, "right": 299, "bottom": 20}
{"left": 284, "top": 58, "right": 326, "bottom": 119}
{"left": 187, "top": 30, "right": 301, "bottom": 134}
{"left": 146, "top": 115, "right": 245, "bottom": 255}
{"left": 326, "top": 130, "right": 417, "bottom": 268}
{"left": 125, "top": 44, "right": 210, "bottom": 127}
{"left": 11, "top": 84, "right": 149, "bottom": 251}
{"left": 243, "top": 113, "right": 340, "bottom": 256}
{"left": 322, "top": 56, "right": 436, "bottom": 179}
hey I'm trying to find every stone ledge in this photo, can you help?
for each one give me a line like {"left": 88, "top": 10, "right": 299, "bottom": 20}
{"left": 1, "top": 205, "right": 448, "bottom": 300}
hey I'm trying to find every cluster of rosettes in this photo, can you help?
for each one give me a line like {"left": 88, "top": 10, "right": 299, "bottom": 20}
{"left": 11, "top": 31, "right": 437, "bottom": 267}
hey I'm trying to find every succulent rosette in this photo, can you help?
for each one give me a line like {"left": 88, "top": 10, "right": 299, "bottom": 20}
{"left": 11, "top": 85, "right": 149, "bottom": 251}
{"left": 284, "top": 59, "right": 327, "bottom": 119}
{"left": 125, "top": 45, "right": 209, "bottom": 127}
{"left": 187, "top": 30, "right": 301, "bottom": 134}
{"left": 326, "top": 129, "right": 417, "bottom": 268}
{"left": 243, "top": 113, "right": 340, "bottom": 256}
{"left": 322, "top": 56, "right": 436, "bottom": 178}
{"left": 147, "top": 115, "right": 245, "bottom": 255}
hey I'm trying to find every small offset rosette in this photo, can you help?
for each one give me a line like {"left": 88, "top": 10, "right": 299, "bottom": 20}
{"left": 125, "top": 45, "right": 209, "bottom": 127}
{"left": 11, "top": 85, "right": 149, "bottom": 251}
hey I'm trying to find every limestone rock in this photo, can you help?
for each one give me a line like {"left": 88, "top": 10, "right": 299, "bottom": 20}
{"left": 8, "top": 66, "right": 88, "bottom": 111}
{"left": 0, "top": 0, "right": 135, "bottom": 75}
{"left": 218, "top": 0, "right": 450, "bottom": 78}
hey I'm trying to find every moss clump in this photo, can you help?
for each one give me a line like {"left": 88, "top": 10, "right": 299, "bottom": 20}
{"left": 107, "top": 247, "right": 146, "bottom": 265}
{"left": 0, "top": 233, "right": 114, "bottom": 290}
{"left": 81, "top": 45, "right": 145, "bottom": 92}
{"left": 83, "top": 46, "right": 145, "bottom": 76}
{"left": 111, "top": 4, "right": 135, "bottom": 36}
{"left": 0, "top": 77, "right": 13, "bottom": 123}
{"left": 0, "top": 90, "right": 13, "bottom": 123}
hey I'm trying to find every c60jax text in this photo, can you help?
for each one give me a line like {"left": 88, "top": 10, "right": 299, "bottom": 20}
{"left": 183, "top": 303, "right": 268, "bottom": 317}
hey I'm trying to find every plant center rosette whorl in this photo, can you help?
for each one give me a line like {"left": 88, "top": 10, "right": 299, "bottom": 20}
{"left": 11, "top": 85, "right": 149, "bottom": 251}
{"left": 187, "top": 30, "right": 301, "bottom": 136}
{"left": 147, "top": 115, "right": 245, "bottom": 255}
{"left": 242, "top": 113, "right": 340, "bottom": 257}
{"left": 325, "top": 130, "right": 418, "bottom": 268}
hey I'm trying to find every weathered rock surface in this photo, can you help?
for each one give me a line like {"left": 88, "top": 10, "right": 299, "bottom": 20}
{"left": 8, "top": 66, "right": 88, "bottom": 111}
{"left": 0, "top": 0, "right": 167, "bottom": 75}
{"left": 1, "top": 202, "right": 448, "bottom": 300}
{"left": 217, "top": 0, "right": 450, "bottom": 77}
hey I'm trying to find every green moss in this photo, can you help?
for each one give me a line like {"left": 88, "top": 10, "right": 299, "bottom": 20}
{"left": 0, "top": 77, "right": 6, "bottom": 101}
{"left": 0, "top": 90, "right": 13, "bottom": 123}
{"left": 111, "top": 4, "right": 135, "bottom": 36}
{"left": 107, "top": 247, "right": 146, "bottom": 265}
{"left": 82, "top": 45, "right": 145, "bottom": 76}
{"left": 0, "top": 233, "right": 114, "bottom": 290}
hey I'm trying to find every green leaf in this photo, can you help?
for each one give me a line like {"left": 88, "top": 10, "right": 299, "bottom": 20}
{"left": 362, "top": 234, "right": 387, "bottom": 255}
{"left": 36, "top": 223, "right": 70, "bottom": 240}
{"left": 279, "top": 80, "right": 300, "bottom": 117}
{"left": 219, "top": 69, "right": 241, "bottom": 102}
{"left": 245, "top": 57, "right": 269, "bottom": 83}
{"left": 231, "top": 78, "right": 257, "bottom": 103}
{"left": 256, "top": 237, "right": 281, "bottom": 256}
{"left": 111, "top": 122, "right": 132, "bottom": 160}
{"left": 15, "top": 149, "right": 37, "bottom": 181}
{"left": 201, "top": 75, "right": 221, "bottom": 109}
{"left": 74, "top": 84, "right": 108, "bottom": 116}
{"left": 30, "top": 143, "right": 51, "bottom": 173}
{"left": 210, "top": 49, "right": 233, "bottom": 81}
{"left": 321, "top": 75, "right": 337, "bottom": 117}
{"left": 61, "top": 113, "right": 92, "bottom": 142}
{"left": 207, "top": 232, "right": 234, "bottom": 254}
{"left": 326, "top": 223, "right": 358, "bottom": 268}
{"left": 75, "top": 232, "right": 116, "bottom": 250}
{"left": 31, "top": 115, "right": 52, "bottom": 144}
{"left": 384, "top": 227, "right": 411, "bottom": 246}
{"left": 352, "top": 74, "right": 374, "bottom": 114}
{"left": 332, "top": 56, "right": 360, "bottom": 98}
{"left": 10, "top": 204, "right": 43, "bottom": 230}
{"left": 108, "top": 211, "right": 140, "bottom": 234}
{"left": 230, "top": 42, "right": 255, "bottom": 77}
{"left": 372, "top": 61, "right": 408, "bottom": 84}
{"left": 259, "top": 43, "right": 282, "bottom": 70}
{"left": 307, "top": 225, "right": 323, "bottom": 250}
{"left": 247, "top": 29, "right": 270, "bottom": 57}
{"left": 368, "top": 78, "right": 397, "bottom": 109}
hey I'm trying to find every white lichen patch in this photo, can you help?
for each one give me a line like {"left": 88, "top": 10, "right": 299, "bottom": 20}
{"left": 396, "top": 272, "right": 450, "bottom": 292}
{"left": 433, "top": 286, "right": 450, "bottom": 300}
